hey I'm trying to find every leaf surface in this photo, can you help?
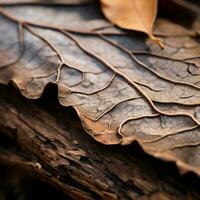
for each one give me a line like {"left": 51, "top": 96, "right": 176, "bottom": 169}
{"left": 0, "top": 0, "right": 93, "bottom": 5}
{"left": 0, "top": 1, "right": 200, "bottom": 175}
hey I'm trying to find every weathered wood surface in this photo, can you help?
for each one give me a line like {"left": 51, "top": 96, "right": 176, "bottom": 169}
{"left": 0, "top": 84, "right": 200, "bottom": 200}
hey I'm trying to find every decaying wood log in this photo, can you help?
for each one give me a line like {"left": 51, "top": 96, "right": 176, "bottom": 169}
{"left": 0, "top": 83, "right": 200, "bottom": 200}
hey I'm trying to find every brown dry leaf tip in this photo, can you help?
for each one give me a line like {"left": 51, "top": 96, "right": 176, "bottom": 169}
{"left": 100, "top": 0, "right": 164, "bottom": 47}
{"left": 149, "top": 34, "right": 164, "bottom": 49}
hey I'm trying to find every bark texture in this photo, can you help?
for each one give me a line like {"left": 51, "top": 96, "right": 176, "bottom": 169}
{"left": 0, "top": 83, "right": 200, "bottom": 200}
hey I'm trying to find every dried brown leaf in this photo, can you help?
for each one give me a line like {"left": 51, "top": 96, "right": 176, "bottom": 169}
{"left": 100, "top": 0, "right": 162, "bottom": 47}
{"left": 0, "top": 1, "right": 200, "bottom": 176}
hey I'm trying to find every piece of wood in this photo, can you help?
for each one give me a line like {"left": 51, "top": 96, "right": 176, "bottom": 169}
{"left": 0, "top": 83, "right": 200, "bottom": 200}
